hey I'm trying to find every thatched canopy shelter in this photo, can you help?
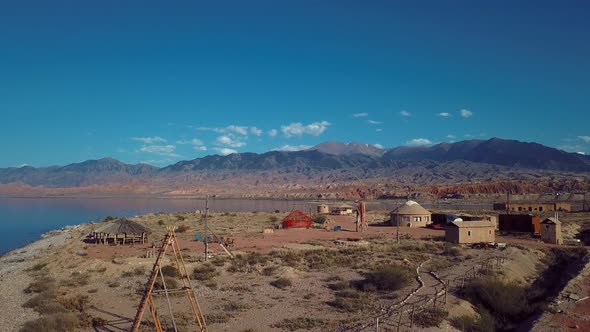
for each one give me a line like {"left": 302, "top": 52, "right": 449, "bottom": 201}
{"left": 92, "top": 218, "right": 152, "bottom": 245}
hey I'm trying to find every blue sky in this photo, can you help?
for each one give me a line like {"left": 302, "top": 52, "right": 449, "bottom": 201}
{"left": 1, "top": 1, "right": 589, "bottom": 167}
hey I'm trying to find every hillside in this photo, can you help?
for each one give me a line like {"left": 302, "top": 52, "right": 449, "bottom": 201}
{"left": 1, "top": 138, "right": 589, "bottom": 198}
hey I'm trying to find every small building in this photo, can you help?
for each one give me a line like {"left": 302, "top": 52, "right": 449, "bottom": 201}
{"left": 92, "top": 218, "right": 152, "bottom": 245}
{"left": 493, "top": 202, "right": 571, "bottom": 212}
{"left": 498, "top": 214, "right": 541, "bottom": 234}
{"left": 331, "top": 204, "right": 354, "bottom": 215}
{"left": 445, "top": 220, "right": 496, "bottom": 244}
{"left": 431, "top": 213, "right": 497, "bottom": 229}
{"left": 389, "top": 201, "right": 432, "bottom": 227}
{"left": 317, "top": 204, "right": 330, "bottom": 215}
{"left": 282, "top": 210, "right": 312, "bottom": 229}
{"left": 540, "top": 218, "right": 563, "bottom": 245}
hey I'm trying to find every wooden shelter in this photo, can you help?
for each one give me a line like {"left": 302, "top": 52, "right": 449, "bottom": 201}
{"left": 93, "top": 218, "right": 151, "bottom": 245}
{"left": 540, "top": 217, "right": 563, "bottom": 245}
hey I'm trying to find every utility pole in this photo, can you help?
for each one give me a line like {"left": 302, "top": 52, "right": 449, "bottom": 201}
{"left": 204, "top": 196, "right": 209, "bottom": 261}
{"left": 396, "top": 215, "right": 400, "bottom": 244}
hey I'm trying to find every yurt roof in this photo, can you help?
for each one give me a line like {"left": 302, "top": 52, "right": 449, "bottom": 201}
{"left": 94, "top": 218, "right": 152, "bottom": 234}
{"left": 390, "top": 201, "right": 431, "bottom": 215}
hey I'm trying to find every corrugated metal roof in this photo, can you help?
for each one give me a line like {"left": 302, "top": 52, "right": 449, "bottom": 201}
{"left": 541, "top": 217, "right": 561, "bottom": 225}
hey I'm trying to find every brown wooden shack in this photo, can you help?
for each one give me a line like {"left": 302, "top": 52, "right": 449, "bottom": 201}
{"left": 445, "top": 220, "right": 496, "bottom": 244}
{"left": 92, "top": 218, "right": 151, "bottom": 245}
{"left": 540, "top": 217, "right": 563, "bottom": 245}
{"left": 498, "top": 214, "right": 541, "bottom": 234}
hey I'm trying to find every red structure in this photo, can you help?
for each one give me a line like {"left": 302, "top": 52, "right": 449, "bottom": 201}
{"left": 282, "top": 210, "right": 312, "bottom": 229}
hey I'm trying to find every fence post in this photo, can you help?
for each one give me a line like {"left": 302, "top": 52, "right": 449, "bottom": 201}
{"left": 397, "top": 311, "right": 403, "bottom": 332}
{"left": 409, "top": 304, "right": 415, "bottom": 329}
{"left": 376, "top": 317, "right": 379, "bottom": 332}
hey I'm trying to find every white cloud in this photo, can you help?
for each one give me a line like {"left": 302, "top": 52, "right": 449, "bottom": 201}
{"left": 268, "top": 129, "right": 278, "bottom": 137}
{"left": 177, "top": 138, "right": 204, "bottom": 146}
{"left": 460, "top": 109, "right": 473, "bottom": 118}
{"left": 577, "top": 152, "right": 586, "bottom": 155}
{"left": 438, "top": 112, "right": 451, "bottom": 117}
{"left": 272, "top": 145, "right": 311, "bottom": 152}
{"left": 215, "top": 148, "right": 238, "bottom": 155}
{"left": 227, "top": 125, "right": 249, "bottom": 136}
{"left": 250, "top": 127, "right": 263, "bottom": 136}
{"left": 406, "top": 138, "right": 432, "bottom": 146}
{"left": 216, "top": 135, "right": 246, "bottom": 147}
{"left": 18, "top": 163, "right": 30, "bottom": 168}
{"left": 368, "top": 120, "right": 383, "bottom": 125}
{"left": 373, "top": 144, "right": 384, "bottom": 149}
{"left": 197, "top": 125, "right": 249, "bottom": 136}
{"left": 132, "top": 136, "right": 167, "bottom": 144}
{"left": 177, "top": 139, "right": 207, "bottom": 152}
{"left": 447, "top": 134, "right": 456, "bottom": 139}
{"left": 400, "top": 110, "right": 411, "bottom": 117}
{"left": 139, "top": 145, "right": 179, "bottom": 157}
{"left": 352, "top": 113, "right": 368, "bottom": 117}
{"left": 281, "top": 121, "right": 331, "bottom": 137}
{"left": 578, "top": 136, "right": 590, "bottom": 143}
{"left": 376, "top": 129, "right": 383, "bottom": 132}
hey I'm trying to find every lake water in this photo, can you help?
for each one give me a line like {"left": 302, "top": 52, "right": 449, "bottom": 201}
{"left": 0, "top": 197, "right": 493, "bottom": 255}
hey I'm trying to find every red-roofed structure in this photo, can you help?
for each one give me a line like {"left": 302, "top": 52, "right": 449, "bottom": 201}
{"left": 282, "top": 210, "right": 312, "bottom": 229}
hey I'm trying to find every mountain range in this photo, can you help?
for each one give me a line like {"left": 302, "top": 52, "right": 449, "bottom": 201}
{"left": 1, "top": 138, "right": 589, "bottom": 198}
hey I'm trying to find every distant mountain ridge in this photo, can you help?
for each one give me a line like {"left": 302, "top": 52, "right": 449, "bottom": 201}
{"left": 0, "top": 138, "right": 589, "bottom": 192}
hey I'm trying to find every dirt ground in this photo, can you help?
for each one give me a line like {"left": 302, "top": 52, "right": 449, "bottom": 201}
{"left": 7, "top": 209, "right": 590, "bottom": 332}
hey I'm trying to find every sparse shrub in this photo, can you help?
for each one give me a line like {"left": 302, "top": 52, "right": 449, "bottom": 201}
{"left": 274, "top": 209, "right": 280, "bottom": 213}
{"left": 87, "top": 289, "right": 98, "bottom": 294}
{"left": 103, "top": 216, "right": 116, "bottom": 222}
{"left": 272, "top": 317, "right": 327, "bottom": 331}
{"left": 204, "top": 312, "right": 232, "bottom": 324}
{"left": 160, "top": 265, "right": 178, "bottom": 278}
{"left": 28, "top": 262, "right": 48, "bottom": 272}
{"left": 269, "top": 216, "right": 279, "bottom": 223}
{"left": 158, "top": 220, "right": 165, "bottom": 226}
{"left": 356, "top": 265, "right": 413, "bottom": 292}
{"left": 414, "top": 307, "right": 448, "bottom": 328}
{"left": 121, "top": 267, "right": 146, "bottom": 278}
{"left": 176, "top": 224, "right": 190, "bottom": 233}
{"left": 442, "top": 245, "right": 462, "bottom": 257}
{"left": 20, "top": 313, "right": 79, "bottom": 332}
{"left": 270, "top": 277, "right": 292, "bottom": 289}
{"left": 24, "top": 277, "right": 56, "bottom": 294}
{"left": 94, "top": 266, "right": 107, "bottom": 273}
{"left": 107, "top": 281, "right": 120, "bottom": 288}
{"left": 58, "top": 295, "right": 89, "bottom": 312}
{"left": 154, "top": 277, "right": 178, "bottom": 290}
{"left": 450, "top": 311, "right": 494, "bottom": 332}
{"left": 192, "top": 264, "right": 219, "bottom": 281}
{"left": 92, "top": 317, "right": 108, "bottom": 327}
{"left": 313, "top": 215, "right": 328, "bottom": 224}
{"left": 262, "top": 266, "right": 278, "bottom": 276}
{"left": 327, "top": 281, "right": 349, "bottom": 291}
{"left": 61, "top": 272, "right": 91, "bottom": 287}
{"left": 211, "top": 257, "right": 226, "bottom": 267}
{"left": 327, "top": 295, "right": 368, "bottom": 312}
{"left": 175, "top": 214, "right": 186, "bottom": 221}
{"left": 220, "top": 301, "right": 250, "bottom": 312}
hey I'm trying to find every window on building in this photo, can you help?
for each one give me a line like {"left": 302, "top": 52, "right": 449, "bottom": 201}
{"left": 468, "top": 231, "right": 471, "bottom": 236}
{"left": 539, "top": 207, "right": 543, "bottom": 212}
{"left": 489, "top": 230, "right": 492, "bottom": 235}
{"left": 414, "top": 216, "right": 422, "bottom": 222}
{"left": 402, "top": 216, "right": 410, "bottom": 222}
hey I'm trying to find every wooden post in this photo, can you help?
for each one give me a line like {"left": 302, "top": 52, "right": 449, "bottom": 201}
{"left": 433, "top": 287, "right": 438, "bottom": 307}
{"left": 396, "top": 311, "right": 403, "bottom": 332}
{"left": 409, "top": 304, "right": 415, "bottom": 329}
{"left": 376, "top": 317, "right": 379, "bottom": 332}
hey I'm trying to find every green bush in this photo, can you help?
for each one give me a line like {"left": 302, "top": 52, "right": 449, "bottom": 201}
{"left": 270, "top": 277, "right": 292, "bottom": 289}
{"left": 358, "top": 265, "right": 413, "bottom": 291}
{"left": 414, "top": 307, "right": 448, "bottom": 328}
{"left": 154, "top": 277, "right": 178, "bottom": 290}
{"left": 192, "top": 264, "right": 219, "bottom": 281}
{"left": 20, "top": 313, "right": 79, "bottom": 332}
{"left": 272, "top": 317, "right": 327, "bottom": 331}
{"left": 313, "top": 215, "right": 328, "bottom": 224}
{"left": 160, "top": 265, "right": 178, "bottom": 278}
{"left": 176, "top": 224, "right": 190, "bottom": 233}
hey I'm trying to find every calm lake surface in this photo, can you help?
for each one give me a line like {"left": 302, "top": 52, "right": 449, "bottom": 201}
{"left": 0, "top": 197, "right": 491, "bottom": 255}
